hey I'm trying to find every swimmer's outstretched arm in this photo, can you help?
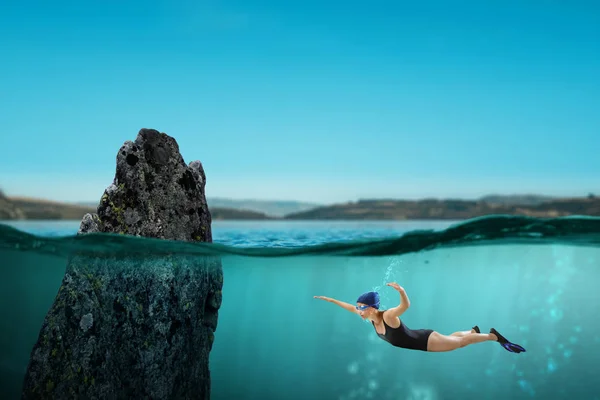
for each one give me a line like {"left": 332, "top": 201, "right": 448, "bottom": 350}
{"left": 313, "top": 296, "right": 358, "bottom": 315}
{"left": 385, "top": 282, "right": 410, "bottom": 318}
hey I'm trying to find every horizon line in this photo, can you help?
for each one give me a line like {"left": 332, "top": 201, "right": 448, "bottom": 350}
{"left": 4, "top": 192, "right": 594, "bottom": 206}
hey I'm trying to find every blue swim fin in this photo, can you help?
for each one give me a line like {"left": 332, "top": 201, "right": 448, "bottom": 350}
{"left": 490, "top": 328, "right": 526, "bottom": 354}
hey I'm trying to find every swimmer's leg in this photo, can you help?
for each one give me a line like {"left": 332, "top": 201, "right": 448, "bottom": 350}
{"left": 450, "top": 325, "right": 480, "bottom": 337}
{"left": 427, "top": 330, "right": 496, "bottom": 352}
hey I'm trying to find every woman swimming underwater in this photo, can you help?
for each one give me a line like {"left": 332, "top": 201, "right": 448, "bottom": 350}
{"left": 314, "top": 282, "right": 525, "bottom": 353}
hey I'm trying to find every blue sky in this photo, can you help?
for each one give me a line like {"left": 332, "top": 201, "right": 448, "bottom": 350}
{"left": 1, "top": 0, "right": 599, "bottom": 204}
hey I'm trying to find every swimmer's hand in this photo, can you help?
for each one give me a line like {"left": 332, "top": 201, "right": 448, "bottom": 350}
{"left": 313, "top": 296, "right": 333, "bottom": 302}
{"left": 386, "top": 282, "right": 404, "bottom": 292}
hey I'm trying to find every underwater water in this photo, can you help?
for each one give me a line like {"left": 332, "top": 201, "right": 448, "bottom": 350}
{"left": 1, "top": 216, "right": 599, "bottom": 399}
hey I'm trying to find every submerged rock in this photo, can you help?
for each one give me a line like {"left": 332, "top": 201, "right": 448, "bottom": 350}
{"left": 22, "top": 129, "right": 223, "bottom": 399}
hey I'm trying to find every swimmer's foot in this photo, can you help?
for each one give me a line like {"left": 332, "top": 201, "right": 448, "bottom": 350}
{"left": 471, "top": 325, "right": 480, "bottom": 334}
{"left": 490, "top": 328, "right": 526, "bottom": 354}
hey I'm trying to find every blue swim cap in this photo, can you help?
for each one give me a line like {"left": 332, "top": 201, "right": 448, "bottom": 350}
{"left": 356, "top": 291, "right": 380, "bottom": 309}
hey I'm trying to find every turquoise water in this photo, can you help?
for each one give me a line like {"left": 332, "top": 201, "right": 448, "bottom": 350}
{"left": 1, "top": 217, "right": 599, "bottom": 399}
{"left": 0, "top": 220, "right": 460, "bottom": 247}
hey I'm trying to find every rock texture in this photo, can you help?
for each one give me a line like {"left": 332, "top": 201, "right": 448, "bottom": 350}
{"left": 79, "top": 128, "right": 213, "bottom": 241}
{"left": 21, "top": 129, "right": 223, "bottom": 399}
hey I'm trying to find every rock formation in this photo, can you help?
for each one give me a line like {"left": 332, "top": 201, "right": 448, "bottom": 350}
{"left": 21, "top": 129, "right": 223, "bottom": 399}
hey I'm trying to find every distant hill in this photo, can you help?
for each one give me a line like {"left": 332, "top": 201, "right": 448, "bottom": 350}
{"left": 210, "top": 208, "right": 275, "bottom": 220}
{"left": 0, "top": 190, "right": 26, "bottom": 219}
{"left": 4, "top": 192, "right": 600, "bottom": 221}
{"left": 479, "top": 194, "right": 557, "bottom": 206}
{"left": 205, "top": 197, "right": 320, "bottom": 217}
{"left": 284, "top": 196, "right": 600, "bottom": 220}
{"left": 1, "top": 196, "right": 97, "bottom": 220}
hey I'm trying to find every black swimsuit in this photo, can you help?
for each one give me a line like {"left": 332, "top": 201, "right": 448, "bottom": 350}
{"left": 372, "top": 318, "right": 433, "bottom": 351}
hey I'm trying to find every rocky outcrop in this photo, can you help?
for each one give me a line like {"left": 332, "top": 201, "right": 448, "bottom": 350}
{"left": 21, "top": 129, "right": 223, "bottom": 399}
{"left": 78, "top": 128, "right": 213, "bottom": 241}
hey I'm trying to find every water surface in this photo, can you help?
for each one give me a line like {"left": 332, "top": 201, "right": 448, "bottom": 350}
{"left": 1, "top": 216, "right": 598, "bottom": 399}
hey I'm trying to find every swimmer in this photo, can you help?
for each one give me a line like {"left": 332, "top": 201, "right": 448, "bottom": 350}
{"left": 314, "top": 282, "right": 526, "bottom": 353}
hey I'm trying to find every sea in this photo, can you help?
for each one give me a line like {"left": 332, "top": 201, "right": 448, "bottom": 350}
{"left": 1, "top": 217, "right": 599, "bottom": 400}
